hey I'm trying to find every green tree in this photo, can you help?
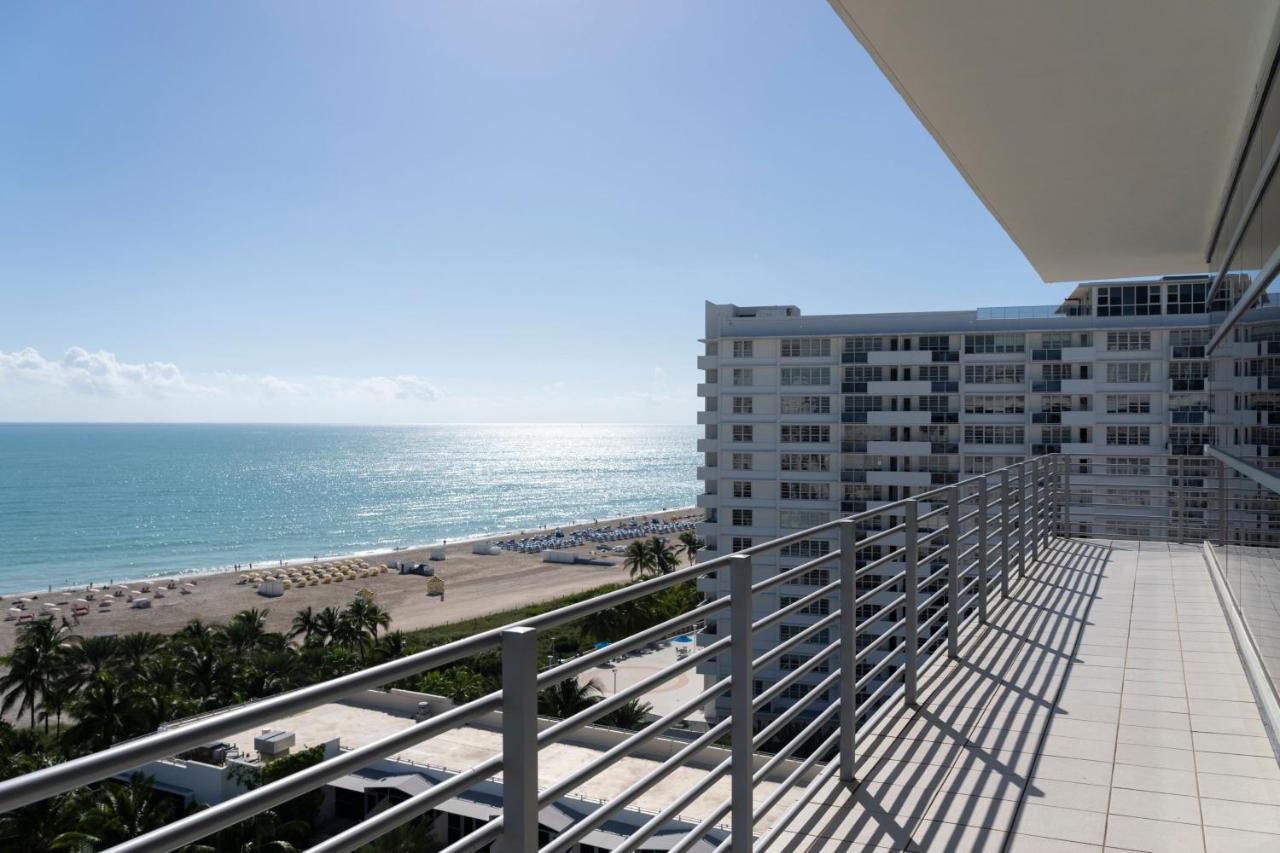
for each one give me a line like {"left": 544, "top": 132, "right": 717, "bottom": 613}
{"left": 537, "top": 677, "right": 602, "bottom": 718}
{"left": 623, "top": 541, "right": 657, "bottom": 580}
{"left": 56, "top": 774, "right": 177, "bottom": 849}
{"left": 64, "top": 671, "right": 141, "bottom": 751}
{"left": 0, "top": 618, "right": 75, "bottom": 729}
{"left": 677, "top": 530, "right": 705, "bottom": 566}
{"left": 601, "top": 698, "right": 653, "bottom": 730}
{"left": 288, "top": 606, "right": 319, "bottom": 644}
{"left": 647, "top": 537, "right": 679, "bottom": 575}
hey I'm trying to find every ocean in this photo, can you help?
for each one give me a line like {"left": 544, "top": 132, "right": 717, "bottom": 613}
{"left": 0, "top": 423, "right": 700, "bottom": 593}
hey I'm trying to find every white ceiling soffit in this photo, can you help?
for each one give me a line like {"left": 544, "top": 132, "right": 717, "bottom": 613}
{"left": 829, "top": 0, "right": 1280, "bottom": 282}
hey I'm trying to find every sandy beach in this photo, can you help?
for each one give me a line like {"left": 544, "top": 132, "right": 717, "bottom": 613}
{"left": 0, "top": 508, "right": 700, "bottom": 655}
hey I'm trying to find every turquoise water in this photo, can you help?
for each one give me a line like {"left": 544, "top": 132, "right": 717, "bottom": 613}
{"left": 0, "top": 423, "right": 699, "bottom": 593}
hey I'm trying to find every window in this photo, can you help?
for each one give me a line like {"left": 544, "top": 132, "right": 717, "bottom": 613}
{"left": 780, "top": 453, "right": 830, "bottom": 472}
{"left": 964, "top": 333, "right": 1025, "bottom": 354}
{"left": 1041, "top": 363, "right": 1073, "bottom": 381}
{"left": 731, "top": 396, "right": 753, "bottom": 414}
{"left": 732, "top": 368, "right": 754, "bottom": 386}
{"left": 779, "top": 510, "right": 831, "bottom": 529}
{"left": 1040, "top": 394, "right": 1073, "bottom": 412}
{"left": 963, "top": 425, "right": 1025, "bottom": 445}
{"left": 843, "top": 336, "right": 883, "bottom": 353}
{"left": 844, "top": 396, "right": 883, "bottom": 413}
{"left": 1170, "top": 427, "right": 1214, "bottom": 452}
{"left": 780, "top": 482, "right": 831, "bottom": 501}
{"left": 780, "top": 424, "right": 831, "bottom": 443}
{"left": 781, "top": 367, "right": 831, "bottom": 386}
{"left": 1106, "top": 331, "right": 1151, "bottom": 351}
{"left": 1170, "top": 361, "right": 1211, "bottom": 380}
{"left": 844, "top": 366, "right": 882, "bottom": 382}
{"left": 780, "top": 539, "right": 832, "bottom": 558}
{"left": 964, "top": 364, "right": 1025, "bottom": 384}
{"left": 1169, "top": 328, "right": 1210, "bottom": 346}
{"left": 919, "top": 365, "right": 951, "bottom": 382}
{"left": 1106, "top": 457, "right": 1151, "bottom": 476}
{"left": 781, "top": 338, "right": 831, "bottom": 358}
{"left": 780, "top": 654, "right": 830, "bottom": 674}
{"left": 1105, "top": 394, "right": 1151, "bottom": 414}
{"left": 780, "top": 624, "right": 830, "bottom": 645}
{"left": 781, "top": 395, "right": 831, "bottom": 414}
{"left": 918, "top": 335, "right": 951, "bottom": 351}
{"left": 731, "top": 536, "right": 752, "bottom": 551}
{"left": 1040, "top": 332, "right": 1074, "bottom": 349}
{"left": 1096, "top": 284, "right": 1161, "bottom": 316}
{"left": 731, "top": 424, "right": 753, "bottom": 443}
{"left": 964, "top": 455, "right": 1023, "bottom": 474}
{"left": 1166, "top": 282, "right": 1209, "bottom": 315}
{"left": 731, "top": 509, "right": 754, "bottom": 527}
{"left": 731, "top": 452, "right": 753, "bottom": 471}
{"left": 965, "top": 394, "right": 1025, "bottom": 414}
{"left": 780, "top": 595, "right": 831, "bottom": 616}
{"left": 1041, "top": 426, "right": 1071, "bottom": 444}
{"left": 917, "top": 395, "right": 951, "bottom": 412}
{"left": 1106, "top": 362, "right": 1152, "bottom": 383}
{"left": 732, "top": 340, "right": 754, "bottom": 358}
{"left": 732, "top": 480, "right": 752, "bottom": 499}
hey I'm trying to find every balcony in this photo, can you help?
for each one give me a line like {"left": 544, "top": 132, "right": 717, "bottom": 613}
{"left": 867, "top": 350, "right": 936, "bottom": 365}
{"left": 1031, "top": 380, "right": 1061, "bottom": 393}
{"left": 840, "top": 469, "right": 868, "bottom": 483}
{"left": 841, "top": 381, "right": 868, "bottom": 394}
{"left": 697, "top": 382, "right": 716, "bottom": 397}
{"left": 1171, "top": 344, "right": 1207, "bottom": 359}
{"left": 929, "top": 349, "right": 960, "bottom": 362}
{"left": 1171, "top": 410, "right": 1210, "bottom": 424}
{"left": 929, "top": 411, "right": 959, "bottom": 424}
{"left": 696, "top": 465, "right": 717, "bottom": 480}
{"left": 867, "top": 440, "right": 932, "bottom": 455}
{"left": 841, "top": 351, "right": 870, "bottom": 364}
{"left": 868, "top": 410, "right": 933, "bottom": 426}
{"left": 696, "top": 409, "right": 718, "bottom": 425}
{"left": 1030, "top": 348, "right": 1062, "bottom": 361}
{"left": 866, "top": 380, "right": 932, "bottom": 395}
{"left": 697, "top": 354, "right": 718, "bottom": 369}
{"left": 841, "top": 411, "right": 870, "bottom": 424}
{"left": 1031, "top": 411, "right": 1062, "bottom": 424}
{"left": 1172, "top": 378, "right": 1209, "bottom": 392}
{"left": 5, "top": 455, "right": 1280, "bottom": 853}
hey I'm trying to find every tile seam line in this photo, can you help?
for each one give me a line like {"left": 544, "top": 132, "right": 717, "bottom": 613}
{"left": 997, "top": 536, "right": 1109, "bottom": 853}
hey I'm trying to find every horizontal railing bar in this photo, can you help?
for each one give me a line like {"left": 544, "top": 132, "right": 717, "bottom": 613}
{"left": 855, "top": 618, "right": 906, "bottom": 662}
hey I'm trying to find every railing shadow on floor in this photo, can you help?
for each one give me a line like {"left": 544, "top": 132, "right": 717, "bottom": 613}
{"left": 764, "top": 537, "right": 1112, "bottom": 852}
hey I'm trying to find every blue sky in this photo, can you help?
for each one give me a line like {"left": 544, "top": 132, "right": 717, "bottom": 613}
{"left": 0, "top": 1, "right": 1063, "bottom": 423}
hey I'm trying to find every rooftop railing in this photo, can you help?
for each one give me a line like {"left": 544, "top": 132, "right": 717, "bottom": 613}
{"left": 0, "top": 455, "right": 1066, "bottom": 852}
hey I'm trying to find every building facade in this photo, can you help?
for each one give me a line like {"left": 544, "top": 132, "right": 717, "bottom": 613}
{"left": 695, "top": 277, "right": 1280, "bottom": 721}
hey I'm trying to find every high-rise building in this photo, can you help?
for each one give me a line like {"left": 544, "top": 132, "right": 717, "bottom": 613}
{"left": 695, "top": 275, "right": 1280, "bottom": 721}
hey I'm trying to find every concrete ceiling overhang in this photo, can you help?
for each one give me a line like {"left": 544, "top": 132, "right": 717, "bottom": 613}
{"left": 829, "top": 0, "right": 1280, "bottom": 282}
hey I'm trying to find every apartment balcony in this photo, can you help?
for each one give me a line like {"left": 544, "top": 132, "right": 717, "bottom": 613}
{"left": 1061, "top": 345, "right": 1095, "bottom": 361}
{"left": 868, "top": 410, "right": 933, "bottom": 426}
{"left": 1061, "top": 410, "right": 1095, "bottom": 426}
{"left": 867, "top": 350, "right": 936, "bottom": 365}
{"left": 697, "top": 354, "right": 719, "bottom": 369}
{"left": 866, "top": 380, "right": 932, "bottom": 395}
{"left": 6, "top": 454, "right": 1280, "bottom": 852}
{"left": 841, "top": 411, "right": 871, "bottom": 424}
{"left": 1030, "top": 348, "right": 1062, "bottom": 361}
{"left": 840, "top": 469, "right": 868, "bottom": 483}
{"left": 841, "top": 381, "right": 868, "bottom": 394}
{"left": 696, "top": 410, "right": 718, "bottom": 425}
{"left": 929, "top": 411, "right": 959, "bottom": 424}
{"left": 696, "top": 438, "right": 718, "bottom": 452}
{"left": 695, "top": 492, "right": 717, "bottom": 509}
{"left": 1171, "top": 410, "right": 1210, "bottom": 425}
{"left": 1031, "top": 411, "right": 1062, "bottom": 424}
{"left": 867, "top": 440, "right": 932, "bottom": 455}
{"left": 841, "top": 440, "right": 868, "bottom": 453}
{"left": 696, "top": 465, "right": 718, "bottom": 480}
{"left": 1030, "top": 380, "right": 1061, "bottom": 393}
{"left": 1172, "top": 378, "right": 1209, "bottom": 392}
{"left": 1060, "top": 378, "right": 1093, "bottom": 394}
{"left": 697, "top": 382, "right": 716, "bottom": 397}
{"left": 866, "top": 470, "right": 931, "bottom": 486}
{"left": 928, "top": 349, "right": 960, "bottom": 362}
{"left": 841, "top": 351, "right": 870, "bottom": 364}
{"left": 1171, "top": 344, "right": 1207, "bottom": 359}
{"left": 929, "top": 442, "right": 959, "bottom": 454}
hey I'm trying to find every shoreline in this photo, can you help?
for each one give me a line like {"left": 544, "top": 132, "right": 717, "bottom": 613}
{"left": 1, "top": 505, "right": 700, "bottom": 600}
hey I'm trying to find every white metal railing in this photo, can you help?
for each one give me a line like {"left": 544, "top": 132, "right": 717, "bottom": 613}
{"left": 0, "top": 455, "right": 1067, "bottom": 852}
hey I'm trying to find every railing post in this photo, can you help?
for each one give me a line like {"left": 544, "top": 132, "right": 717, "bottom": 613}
{"left": 977, "top": 477, "right": 989, "bottom": 625}
{"left": 1219, "top": 459, "right": 1229, "bottom": 547}
{"left": 729, "top": 553, "right": 754, "bottom": 850}
{"left": 1019, "top": 462, "right": 1030, "bottom": 576}
{"left": 999, "top": 468, "right": 1011, "bottom": 597}
{"left": 501, "top": 626, "right": 539, "bottom": 853}
{"left": 838, "top": 520, "right": 858, "bottom": 782}
{"left": 1029, "top": 458, "right": 1042, "bottom": 564}
{"left": 903, "top": 501, "right": 919, "bottom": 706}
{"left": 946, "top": 485, "right": 960, "bottom": 659}
{"left": 1175, "top": 463, "right": 1187, "bottom": 544}
{"left": 1060, "top": 455, "right": 1071, "bottom": 538}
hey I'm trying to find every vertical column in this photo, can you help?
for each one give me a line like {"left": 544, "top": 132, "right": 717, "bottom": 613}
{"left": 1019, "top": 462, "right": 1030, "bottom": 576}
{"left": 1061, "top": 454, "right": 1072, "bottom": 538}
{"left": 1219, "top": 460, "right": 1229, "bottom": 547}
{"left": 1175, "top": 462, "right": 1187, "bottom": 544}
{"left": 977, "top": 477, "right": 989, "bottom": 624}
{"left": 1029, "top": 458, "right": 1042, "bottom": 563}
{"left": 999, "top": 468, "right": 1011, "bottom": 597}
{"left": 903, "top": 500, "right": 920, "bottom": 705}
{"left": 838, "top": 520, "right": 858, "bottom": 782}
{"left": 729, "top": 553, "right": 754, "bottom": 851}
{"left": 501, "top": 627, "right": 539, "bottom": 853}
{"left": 946, "top": 485, "right": 960, "bottom": 659}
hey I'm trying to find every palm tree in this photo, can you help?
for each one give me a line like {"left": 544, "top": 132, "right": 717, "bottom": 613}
{"left": 374, "top": 631, "right": 409, "bottom": 662}
{"left": 0, "top": 783, "right": 85, "bottom": 852}
{"left": 66, "top": 634, "right": 118, "bottom": 683}
{"left": 114, "top": 632, "right": 166, "bottom": 677}
{"left": 313, "top": 606, "right": 344, "bottom": 646}
{"left": 623, "top": 541, "right": 657, "bottom": 580}
{"left": 56, "top": 774, "right": 176, "bottom": 849}
{"left": 218, "top": 609, "right": 269, "bottom": 654}
{"left": 65, "top": 672, "right": 139, "bottom": 752}
{"left": 677, "top": 530, "right": 705, "bottom": 566}
{"left": 579, "top": 608, "right": 620, "bottom": 644}
{"left": 647, "top": 537, "right": 679, "bottom": 575}
{"left": 0, "top": 618, "right": 75, "bottom": 729}
{"left": 601, "top": 698, "right": 653, "bottom": 730}
{"left": 289, "top": 606, "right": 319, "bottom": 643}
{"left": 538, "top": 677, "right": 603, "bottom": 719}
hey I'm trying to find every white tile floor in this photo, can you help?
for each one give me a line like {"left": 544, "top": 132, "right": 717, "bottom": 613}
{"left": 761, "top": 539, "right": 1280, "bottom": 852}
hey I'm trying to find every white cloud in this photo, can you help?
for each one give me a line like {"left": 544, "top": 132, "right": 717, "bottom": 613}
{"left": 0, "top": 346, "right": 203, "bottom": 397}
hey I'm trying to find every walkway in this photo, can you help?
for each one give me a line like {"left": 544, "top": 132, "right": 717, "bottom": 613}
{"left": 763, "top": 539, "right": 1280, "bottom": 852}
